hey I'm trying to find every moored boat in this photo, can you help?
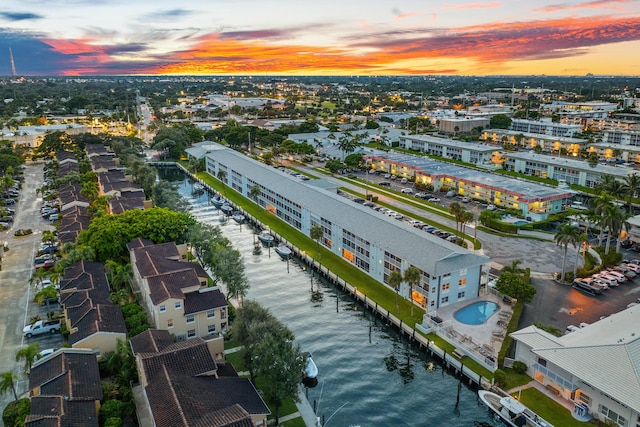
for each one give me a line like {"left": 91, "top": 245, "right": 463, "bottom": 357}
{"left": 232, "top": 211, "right": 245, "bottom": 224}
{"left": 257, "top": 230, "right": 275, "bottom": 246}
{"left": 275, "top": 244, "right": 292, "bottom": 260}
{"left": 220, "top": 204, "right": 233, "bottom": 216}
{"left": 478, "top": 390, "right": 553, "bottom": 427}
{"left": 211, "top": 196, "right": 225, "bottom": 208}
{"left": 193, "top": 182, "right": 204, "bottom": 191}
{"left": 302, "top": 352, "right": 318, "bottom": 388}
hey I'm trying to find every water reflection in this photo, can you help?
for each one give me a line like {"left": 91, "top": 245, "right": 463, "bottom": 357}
{"left": 159, "top": 169, "right": 493, "bottom": 427}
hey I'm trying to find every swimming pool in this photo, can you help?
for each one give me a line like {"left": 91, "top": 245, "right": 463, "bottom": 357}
{"left": 513, "top": 220, "right": 528, "bottom": 226}
{"left": 454, "top": 301, "right": 499, "bottom": 325}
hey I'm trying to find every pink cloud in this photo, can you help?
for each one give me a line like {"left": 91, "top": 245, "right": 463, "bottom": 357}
{"left": 536, "top": 0, "right": 632, "bottom": 12}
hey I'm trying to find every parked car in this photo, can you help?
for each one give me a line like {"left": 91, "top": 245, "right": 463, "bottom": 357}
{"left": 428, "top": 197, "right": 441, "bottom": 203}
{"left": 400, "top": 178, "right": 408, "bottom": 184}
{"left": 422, "top": 226, "right": 437, "bottom": 233}
{"left": 36, "top": 259, "right": 55, "bottom": 270}
{"left": 353, "top": 198, "right": 366, "bottom": 204}
{"left": 400, "top": 188, "right": 413, "bottom": 194}
{"left": 408, "top": 220, "right": 424, "bottom": 228}
{"left": 414, "top": 192, "right": 428, "bottom": 199}
{"left": 363, "top": 202, "right": 375, "bottom": 208}
{"left": 486, "top": 204, "right": 496, "bottom": 211}
{"left": 0, "top": 216, "right": 13, "bottom": 223}
{"left": 378, "top": 181, "right": 391, "bottom": 187}
{"left": 3, "top": 199, "right": 15, "bottom": 205}
{"left": 461, "top": 197, "right": 470, "bottom": 203}
{"left": 383, "top": 174, "right": 391, "bottom": 179}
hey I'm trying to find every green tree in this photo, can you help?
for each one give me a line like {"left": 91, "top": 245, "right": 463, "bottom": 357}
{"left": 623, "top": 173, "right": 640, "bottom": 211}
{"left": 448, "top": 202, "right": 465, "bottom": 236}
{"left": 325, "top": 158, "right": 345, "bottom": 173}
{"left": 403, "top": 266, "right": 421, "bottom": 317}
{"left": 554, "top": 223, "right": 581, "bottom": 281}
{"left": 249, "top": 184, "right": 261, "bottom": 203}
{"left": 495, "top": 272, "right": 537, "bottom": 303}
{"left": 16, "top": 343, "right": 40, "bottom": 374}
{"left": 591, "top": 192, "right": 614, "bottom": 247}
{"left": 588, "top": 152, "right": 599, "bottom": 167}
{"left": 2, "top": 398, "right": 30, "bottom": 427}
{"left": 0, "top": 371, "right": 18, "bottom": 401}
{"left": 213, "top": 247, "right": 249, "bottom": 305}
{"left": 310, "top": 224, "right": 323, "bottom": 258}
{"left": 489, "top": 114, "right": 512, "bottom": 129}
{"left": 388, "top": 270, "right": 403, "bottom": 313}
{"left": 502, "top": 259, "right": 524, "bottom": 275}
{"left": 338, "top": 131, "right": 357, "bottom": 160}
{"left": 152, "top": 127, "right": 189, "bottom": 159}
{"left": 254, "top": 328, "right": 304, "bottom": 426}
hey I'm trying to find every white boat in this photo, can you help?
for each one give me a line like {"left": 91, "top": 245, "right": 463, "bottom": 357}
{"left": 275, "top": 244, "right": 292, "bottom": 260}
{"left": 232, "top": 212, "right": 245, "bottom": 224}
{"left": 478, "top": 390, "right": 553, "bottom": 427}
{"left": 220, "top": 204, "right": 234, "bottom": 216}
{"left": 193, "top": 182, "right": 204, "bottom": 191}
{"left": 257, "top": 230, "right": 275, "bottom": 246}
{"left": 211, "top": 196, "right": 225, "bottom": 207}
{"left": 304, "top": 354, "right": 318, "bottom": 379}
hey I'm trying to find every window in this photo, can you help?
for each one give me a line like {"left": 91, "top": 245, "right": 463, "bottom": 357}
{"left": 457, "top": 291, "right": 465, "bottom": 298}
{"left": 167, "top": 319, "right": 173, "bottom": 328}
{"left": 175, "top": 301, "right": 182, "bottom": 310}
{"left": 221, "top": 309, "right": 227, "bottom": 319}
{"left": 441, "top": 296, "right": 449, "bottom": 304}
{"left": 159, "top": 305, "right": 166, "bottom": 312}
{"left": 187, "top": 329, "right": 196, "bottom": 338}
{"left": 442, "top": 283, "right": 450, "bottom": 292}
{"left": 207, "top": 324, "right": 216, "bottom": 334}
{"left": 207, "top": 309, "right": 215, "bottom": 318}
{"left": 578, "top": 392, "right": 591, "bottom": 406}
{"left": 430, "top": 300, "right": 435, "bottom": 307}
{"left": 186, "top": 314, "right": 194, "bottom": 324}
{"left": 599, "top": 405, "right": 627, "bottom": 427}
{"left": 537, "top": 357, "right": 547, "bottom": 367}
{"left": 458, "top": 278, "right": 467, "bottom": 287}
{"left": 431, "top": 287, "right": 436, "bottom": 293}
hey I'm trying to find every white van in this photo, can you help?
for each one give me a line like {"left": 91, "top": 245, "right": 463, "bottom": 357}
{"left": 400, "top": 178, "right": 408, "bottom": 184}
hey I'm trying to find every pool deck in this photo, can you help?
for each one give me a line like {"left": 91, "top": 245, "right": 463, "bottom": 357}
{"left": 426, "top": 292, "right": 512, "bottom": 361}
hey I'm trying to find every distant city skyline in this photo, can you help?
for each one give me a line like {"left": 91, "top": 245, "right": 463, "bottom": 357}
{"left": 1, "top": 0, "right": 640, "bottom": 76}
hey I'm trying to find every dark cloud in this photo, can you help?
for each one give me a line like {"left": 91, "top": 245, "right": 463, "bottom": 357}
{"left": 0, "top": 12, "right": 43, "bottom": 21}
{"left": 145, "top": 9, "right": 195, "bottom": 21}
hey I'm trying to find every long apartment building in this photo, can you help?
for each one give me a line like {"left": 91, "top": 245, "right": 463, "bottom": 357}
{"left": 510, "top": 118, "right": 582, "bottom": 138}
{"left": 199, "top": 143, "right": 489, "bottom": 312}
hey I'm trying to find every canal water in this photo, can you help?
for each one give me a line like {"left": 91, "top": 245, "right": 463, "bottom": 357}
{"left": 159, "top": 168, "right": 495, "bottom": 427}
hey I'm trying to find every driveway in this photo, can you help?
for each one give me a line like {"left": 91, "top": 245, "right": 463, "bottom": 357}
{"left": 0, "top": 162, "right": 60, "bottom": 413}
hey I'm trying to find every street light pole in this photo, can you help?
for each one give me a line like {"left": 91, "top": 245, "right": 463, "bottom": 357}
{"left": 365, "top": 161, "right": 369, "bottom": 199}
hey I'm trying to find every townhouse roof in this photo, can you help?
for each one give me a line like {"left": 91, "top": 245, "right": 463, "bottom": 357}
{"left": 56, "top": 162, "right": 79, "bottom": 178}
{"left": 184, "top": 287, "right": 227, "bottom": 315}
{"left": 102, "top": 180, "right": 142, "bottom": 194}
{"left": 59, "top": 261, "right": 109, "bottom": 293}
{"left": 85, "top": 143, "right": 111, "bottom": 156}
{"left": 147, "top": 269, "right": 201, "bottom": 305}
{"left": 89, "top": 155, "right": 119, "bottom": 170}
{"left": 207, "top": 145, "right": 489, "bottom": 276}
{"left": 57, "top": 183, "right": 89, "bottom": 206}
{"left": 130, "top": 329, "right": 175, "bottom": 354}
{"left": 56, "top": 151, "right": 78, "bottom": 163}
{"left": 400, "top": 134, "right": 499, "bottom": 153}
{"left": 29, "top": 352, "right": 102, "bottom": 401}
{"left": 97, "top": 169, "right": 127, "bottom": 184}
{"left": 25, "top": 396, "right": 99, "bottom": 427}
{"left": 126, "top": 237, "right": 155, "bottom": 251}
{"left": 60, "top": 205, "right": 89, "bottom": 216}
{"left": 109, "top": 191, "right": 146, "bottom": 214}
{"left": 145, "top": 367, "right": 269, "bottom": 427}
{"left": 59, "top": 287, "right": 111, "bottom": 307}
{"left": 67, "top": 301, "right": 127, "bottom": 346}
{"left": 58, "top": 214, "right": 91, "bottom": 244}
{"left": 136, "top": 337, "right": 218, "bottom": 382}
{"left": 511, "top": 306, "right": 640, "bottom": 412}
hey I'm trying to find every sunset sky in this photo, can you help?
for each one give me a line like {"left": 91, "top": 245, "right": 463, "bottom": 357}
{"left": 1, "top": 0, "right": 640, "bottom": 76}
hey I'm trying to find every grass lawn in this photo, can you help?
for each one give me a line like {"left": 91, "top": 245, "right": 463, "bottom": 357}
{"left": 224, "top": 350, "right": 247, "bottom": 373}
{"left": 224, "top": 338, "right": 240, "bottom": 350}
{"left": 517, "top": 388, "right": 587, "bottom": 427}
{"left": 503, "top": 368, "right": 532, "bottom": 390}
{"left": 281, "top": 418, "right": 307, "bottom": 427}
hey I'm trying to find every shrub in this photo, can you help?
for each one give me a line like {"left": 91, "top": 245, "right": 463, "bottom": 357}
{"left": 493, "top": 369, "right": 506, "bottom": 388}
{"left": 512, "top": 361, "right": 527, "bottom": 374}
{"left": 371, "top": 196, "right": 379, "bottom": 203}
{"left": 2, "top": 398, "right": 30, "bottom": 427}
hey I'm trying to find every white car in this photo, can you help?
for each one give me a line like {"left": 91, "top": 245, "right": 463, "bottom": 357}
{"left": 591, "top": 278, "right": 609, "bottom": 290}
{"left": 428, "top": 197, "right": 441, "bottom": 203}
{"left": 400, "top": 188, "right": 413, "bottom": 194}
{"left": 408, "top": 220, "right": 425, "bottom": 228}
{"left": 593, "top": 274, "right": 618, "bottom": 287}
{"left": 486, "top": 204, "right": 496, "bottom": 211}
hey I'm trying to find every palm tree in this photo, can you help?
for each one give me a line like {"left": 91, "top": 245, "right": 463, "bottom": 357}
{"left": 309, "top": 224, "right": 323, "bottom": 259}
{"left": 623, "top": 173, "right": 640, "bottom": 211}
{"left": 404, "top": 266, "right": 421, "bottom": 317}
{"left": 460, "top": 210, "right": 474, "bottom": 242}
{"left": 573, "top": 232, "right": 589, "bottom": 278}
{"left": 249, "top": 184, "right": 261, "bottom": 203}
{"left": 554, "top": 223, "right": 581, "bottom": 281}
{"left": 591, "top": 192, "right": 614, "bottom": 246}
{"left": 502, "top": 259, "right": 524, "bottom": 275}
{"left": 16, "top": 343, "right": 40, "bottom": 374}
{"left": 217, "top": 169, "right": 227, "bottom": 195}
{"left": 388, "top": 270, "right": 403, "bottom": 313}
{"left": 600, "top": 205, "right": 630, "bottom": 253}
{"left": 0, "top": 372, "right": 18, "bottom": 401}
{"left": 338, "top": 131, "right": 356, "bottom": 160}
{"left": 448, "top": 202, "right": 464, "bottom": 237}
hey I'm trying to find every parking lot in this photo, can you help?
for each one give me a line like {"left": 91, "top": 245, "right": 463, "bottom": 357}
{"left": 0, "top": 161, "right": 63, "bottom": 410}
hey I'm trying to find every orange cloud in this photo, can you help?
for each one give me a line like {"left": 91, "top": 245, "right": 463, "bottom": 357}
{"left": 39, "top": 14, "right": 640, "bottom": 75}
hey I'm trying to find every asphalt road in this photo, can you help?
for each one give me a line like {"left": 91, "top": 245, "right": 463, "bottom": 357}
{"left": 0, "top": 162, "right": 62, "bottom": 416}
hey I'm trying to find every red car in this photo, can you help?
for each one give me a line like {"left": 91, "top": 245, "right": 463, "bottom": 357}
{"left": 37, "top": 260, "right": 55, "bottom": 270}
